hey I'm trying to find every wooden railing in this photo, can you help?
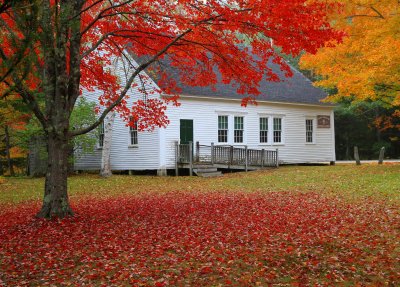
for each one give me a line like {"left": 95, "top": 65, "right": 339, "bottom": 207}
{"left": 175, "top": 141, "right": 278, "bottom": 175}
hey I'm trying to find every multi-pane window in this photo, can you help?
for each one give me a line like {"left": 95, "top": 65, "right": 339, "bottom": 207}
{"left": 273, "top": 117, "right": 282, "bottom": 143}
{"left": 129, "top": 117, "right": 138, "bottom": 145}
{"left": 218, "top": 115, "right": 228, "bottom": 143}
{"left": 234, "top": 116, "right": 244, "bottom": 143}
{"left": 306, "top": 119, "right": 314, "bottom": 143}
{"left": 259, "top": 117, "right": 268, "bottom": 143}
{"left": 98, "top": 121, "right": 104, "bottom": 147}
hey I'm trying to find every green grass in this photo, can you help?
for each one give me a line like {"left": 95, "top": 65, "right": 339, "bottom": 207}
{"left": 1, "top": 163, "right": 399, "bottom": 206}
{"left": 1, "top": 164, "right": 399, "bottom": 286}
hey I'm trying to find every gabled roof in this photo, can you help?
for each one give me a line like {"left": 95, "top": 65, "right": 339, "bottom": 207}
{"left": 140, "top": 56, "right": 330, "bottom": 106}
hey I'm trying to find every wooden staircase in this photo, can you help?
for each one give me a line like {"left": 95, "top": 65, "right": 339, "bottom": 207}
{"left": 193, "top": 164, "right": 223, "bottom": 178}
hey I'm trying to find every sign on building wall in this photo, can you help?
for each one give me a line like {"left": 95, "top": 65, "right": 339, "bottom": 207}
{"left": 317, "top": 115, "right": 330, "bottom": 128}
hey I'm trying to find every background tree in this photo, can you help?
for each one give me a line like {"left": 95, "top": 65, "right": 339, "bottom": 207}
{"left": 299, "top": 0, "right": 400, "bottom": 158}
{"left": 300, "top": 0, "right": 400, "bottom": 119}
{"left": 99, "top": 111, "right": 115, "bottom": 178}
{"left": 333, "top": 99, "right": 400, "bottom": 160}
{"left": 0, "top": 88, "right": 29, "bottom": 176}
{"left": 0, "top": 0, "right": 343, "bottom": 218}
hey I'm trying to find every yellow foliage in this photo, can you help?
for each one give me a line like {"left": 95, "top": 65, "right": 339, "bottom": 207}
{"left": 300, "top": 0, "right": 400, "bottom": 105}
{"left": 0, "top": 177, "right": 5, "bottom": 184}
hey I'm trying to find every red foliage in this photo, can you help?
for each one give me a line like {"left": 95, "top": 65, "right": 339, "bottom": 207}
{"left": 1, "top": 0, "right": 344, "bottom": 131}
{"left": 0, "top": 192, "right": 399, "bottom": 286}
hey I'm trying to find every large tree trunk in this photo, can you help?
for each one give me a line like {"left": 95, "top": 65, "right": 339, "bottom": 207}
{"left": 4, "top": 126, "right": 15, "bottom": 176}
{"left": 36, "top": 133, "right": 73, "bottom": 218}
{"left": 100, "top": 111, "right": 115, "bottom": 177}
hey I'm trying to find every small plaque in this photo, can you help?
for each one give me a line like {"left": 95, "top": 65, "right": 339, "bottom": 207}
{"left": 317, "top": 115, "right": 330, "bottom": 128}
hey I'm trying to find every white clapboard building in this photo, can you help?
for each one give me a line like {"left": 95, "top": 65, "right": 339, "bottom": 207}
{"left": 75, "top": 57, "right": 335, "bottom": 175}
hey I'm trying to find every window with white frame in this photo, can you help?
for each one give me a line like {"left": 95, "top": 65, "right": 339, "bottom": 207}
{"left": 98, "top": 121, "right": 104, "bottom": 148}
{"left": 306, "top": 119, "right": 314, "bottom": 143}
{"left": 218, "top": 115, "right": 228, "bottom": 143}
{"left": 234, "top": 116, "right": 244, "bottom": 143}
{"left": 129, "top": 117, "right": 138, "bottom": 145}
{"left": 259, "top": 117, "right": 268, "bottom": 143}
{"left": 273, "top": 117, "right": 282, "bottom": 143}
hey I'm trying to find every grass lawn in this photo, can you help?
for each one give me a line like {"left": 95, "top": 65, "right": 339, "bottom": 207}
{"left": 0, "top": 164, "right": 399, "bottom": 286}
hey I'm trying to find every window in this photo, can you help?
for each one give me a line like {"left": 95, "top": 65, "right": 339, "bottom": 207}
{"left": 218, "top": 115, "right": 228, "bottom": 143}
{"left": 273, "top": 117, "right": 282, "bottom": 143}
{"left": 259, "top": 117, "right": 268, "bottom": 143}
{"left": 234, "top": 116, "right": 244, "bottom": 143}
{"left": 306, "top": 119, "right": 314, "bottom": 143}
{"left": 129, "top": 117, "right": 138, "bottom": 145}
{"left": 98, "top": 121, "right": 104, "bottom": 148}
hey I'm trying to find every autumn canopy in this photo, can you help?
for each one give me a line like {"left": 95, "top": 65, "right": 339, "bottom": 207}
{"left": 0, "top": 0, "right": 343, "bottom": 217}
{"left": 300, "top": 0, "right": 400, "bottom": 109}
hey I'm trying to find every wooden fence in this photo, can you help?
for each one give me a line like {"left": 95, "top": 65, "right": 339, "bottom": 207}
{"left": 175, "top": 141, "right": 278, "bottom": 174}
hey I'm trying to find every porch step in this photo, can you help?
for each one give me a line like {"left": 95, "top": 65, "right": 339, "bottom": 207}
{"left": 193, "top": 164, "right": 214, "bottom": 169}
{"left": 193, "top": 166, "right": 222, "bottom": 177}
{"left": 193, "top": 167, "right": 218, "bottom": 173}
{"left": 195, "top": 171, "right": 223, "bottom": 178}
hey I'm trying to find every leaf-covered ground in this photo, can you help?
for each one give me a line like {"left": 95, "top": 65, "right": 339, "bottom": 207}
{"left": 0, "top": 165, "right": 399, "bottom": 286}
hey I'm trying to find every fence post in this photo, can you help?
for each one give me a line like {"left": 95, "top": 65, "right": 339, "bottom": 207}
{"left": 245, "top": 146, "right": 248, "bottom": 172}
{"left": 211, "top": 142, "right": 215, "bottom": 165}
{"left": 189, "top": 141, "right": 193, "bottom": 176}
{"left": 354, "top": 146, "right": 361, "bottom": 165}
{"left": 175, "top": 141, "right": 179, "bottom": 176}
{"left": 261, "top": 149, "right": 265, "bottom": 168}
{"left": 229, "top": 145, "right": 234, "bottom": 169}
{"left": 276, "top": 148, "right": 279, "bottom": 168}
{"left": 196, "top": 141, "right": 200, "bottom": 163}
{"left": 378, "top": 147, "right": 385, "bottom": 164}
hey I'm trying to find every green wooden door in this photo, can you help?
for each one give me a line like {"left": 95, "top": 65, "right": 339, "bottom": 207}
{"left": 180, "top": 119, "right": 193, "bottom": 144}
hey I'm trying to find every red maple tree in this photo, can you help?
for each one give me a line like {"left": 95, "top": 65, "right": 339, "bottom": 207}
{"left": 0, "top": 0, "right": 343, "bottom": 218}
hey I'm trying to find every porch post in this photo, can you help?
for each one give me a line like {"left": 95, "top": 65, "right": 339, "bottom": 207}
{"left": 261, "top": 149, "right": 265, "bottom": 168}
{"left": 189, "top": 141, "right": 193, "bottom": 176}
{"left": 276, "top": 148, "right": 279, "bottom": 168}
{"left": 175, "top": 141, "right": 179, "bottom": 176}
{"left": 196, "top": 141, "right": 200, "bottom": 163}
{"left": 229, "top": 146, "right": 234, "bottom": 169}
{"left": 211, "top": 142, "right": 215, "bottom": 165}
{"left": 245, "top": 146, "right": 248, "bottom": 172}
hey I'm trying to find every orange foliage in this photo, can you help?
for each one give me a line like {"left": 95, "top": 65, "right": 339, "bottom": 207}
{"left": 373, "top": 110, "right": 400, "bottom": 134}
{"left": 300, "top": 0, "right": 400, "bottom": 107}
{"left": 8, "top": 146, "right": 27, "bottom": 159}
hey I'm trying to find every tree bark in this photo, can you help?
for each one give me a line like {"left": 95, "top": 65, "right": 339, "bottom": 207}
{"left": 36, "top": 133, "right": 73, "bottom": 218}
{"left": 100, "top": 111, "right": 115, "bottom": 177}
{"left": 4, "top": 126, "right": 15, "bottom": 176}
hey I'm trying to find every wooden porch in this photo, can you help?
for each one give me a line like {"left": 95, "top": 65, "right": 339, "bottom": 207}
{"left": 175, "top": 141, "right": 279, "bottom": 176}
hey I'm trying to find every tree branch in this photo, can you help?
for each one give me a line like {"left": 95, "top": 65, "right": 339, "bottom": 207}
{"left": 69, "top": 28, "right": 193, "bottom": 137}
{"left": 4, "top": 79, "right": 48, "bottom": 130}
{"left": 71, "top": 0, "right": 104, "bottom": 19}
{"left": 80, "top": 0, "right": 136, "bottom": 35}
{"left": 370, "top": 5, "right": 385, "bottom": 19}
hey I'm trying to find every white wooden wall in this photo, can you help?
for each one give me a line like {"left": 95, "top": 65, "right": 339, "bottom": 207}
{"left": 162, "top": 96, "right": 335, "bottom": 168}
{"left": 74, "top": 58, "right": 163, "bottom": 171}
{"left": 75, "top": 58, "right": 336, "bottom": 171}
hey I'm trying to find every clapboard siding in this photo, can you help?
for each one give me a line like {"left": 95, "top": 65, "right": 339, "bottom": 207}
{"left": 75, "top": 57, "right": 336, "bottom": 171}
{"left": 162, "top": 97, "right": 335, "bottom": 168}
{"left": 74, "top": 58, "right": 161, "bottom": 171}
{"left": 107, "top": 115, "right": 160, "bottom": 170}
